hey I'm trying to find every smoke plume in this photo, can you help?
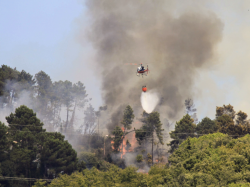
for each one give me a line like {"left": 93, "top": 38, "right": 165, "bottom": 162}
{"left": 84, "top": 0, "right": 223, "bottom": 130}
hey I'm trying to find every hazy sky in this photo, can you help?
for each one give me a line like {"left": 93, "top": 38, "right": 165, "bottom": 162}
{"left": 1, "top": 0, "right": 250, "bottom": 121}
{"left": 0, "top": 0, "right": 102, "bottom": 108}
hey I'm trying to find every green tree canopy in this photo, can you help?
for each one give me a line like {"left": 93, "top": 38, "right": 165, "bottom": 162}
{"left": 135, "top": 111, "right": 150, "bottom": 145}
{"left": 0, "top": 105, "right": 78, "bottom": 186}
{"left": 6, "top": 105, "right": 45, "bottom": 133}
{"left": 34, "top": 133, "right": 250, "bottom": 187}
{"left": 216, "top": 104, "right": 236, "bottom": 120}
{"left": 34, "top": 71, "right": 53, "bottom": 124}
{"left": 216, "top": 114, "right": 250, "bottom": 137}
{"left": 121, "top": 105, "right": 134, "bottom": 131}
{"left": 16, "top": 70, "right": 36, "bottom": 93}
{"left": 0, "top": 65, "right": 19, "bottom": 108}
{"left": 216, "top": 114, "right": 236, "bottom": 135}
{"left": 135, "top": 111, "right": 164, "bottom": 145}
{"left": 196, "top": 117, "right": 218, "bottom": 134}
{"left": 0, "top": 122, "right": 9, "bottom": 163}
{"left": 168, "top": 114, "right": 196, "bottom": 153}
{"left": 236, "top": 110, "right": 248, "bottom": 126}
{"left": 33, "top": 165, "right": 147, "bottom": 187}
{"left": 40, "top": 132, "right": 78, "bottom": 177}
{"left": 147, "top": 112, "right": 164, "bottom": 145}
{"left": 112, "top": 126, "right": 123, "bottom": 153}
{"left": 0, "top": 65, "right": 18, "bottom": 96}
{"left": 165, "top": 133, "right": 250, "bottom": 186}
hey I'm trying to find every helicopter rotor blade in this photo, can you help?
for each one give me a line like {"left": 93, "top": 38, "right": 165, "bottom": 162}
{"left": 125, "top": 63, "right": 140, "bottom": 66}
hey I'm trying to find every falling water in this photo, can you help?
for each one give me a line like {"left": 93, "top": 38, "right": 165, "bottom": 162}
{"left": 141, "top": 90, "right": 159, "bottom": 113}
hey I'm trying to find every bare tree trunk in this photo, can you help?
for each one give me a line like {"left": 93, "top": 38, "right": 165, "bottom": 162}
{"left": 157, "top": 143, "right": 159, "bottom": 163}
{"left": 122, "top": 128, "right": 125, "bottom": 158}
{"left": 69, "top": 102, "right": 77, "bottom": 130}
{"left": 104, "top": 136, "right": 105, "bottom": 156}
{"left": 152, "top": 132, "right": 154, "bottom": 166}
{"left": 66, "top": 106, "right": 69, "bottom": 131}
{"left": 98, "top": 117, "right": 99, "bottom": 134}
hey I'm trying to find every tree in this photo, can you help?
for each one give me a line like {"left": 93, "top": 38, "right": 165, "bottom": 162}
{"left": 0, "top": 65, "right": 19, "bottom": 109}
{"left": 35, "top": 71, "right": 53, "bottom": 124}
{"left": 121, "top": 105, "right": 134, "bottom": 154}
{"left": 1, "top": 105, "right": 78, "bottom": 184}
{"left": 95, "top": 105, "right": 107, "bottom": 135}
{"left": 236, "top": 110, "right": 248, "bottom": 126}
{"left": 121, "top": 105, "right": 134, "bottom": 131}
{"left": 69, "top": 81, "right": 89, "bottom": 128}
{"left": 35, "top": 133, "right": 250, "bottom": 186}
{"left": 196, "top": 117, "right": 218, "bottom": 134}
{"left": 49, "top": 80, "right": 75, "bottom": 131}
{"left": 135, "top": 111, "right": 164, "bottom": 165}
{"left": 1, "top": 105, "right": 46, "bottom": 186}
{"left": 135, "top": 111, "right": 164, "bottom": 145}
{"left": 82, "top": 104, "right": 97, "bottom": 135}
{"left": 166, "top": 133, "right": 250, "bottom": 186}
{"left": 216, "top": 114, "right": 250, "bottom": 137}
{"left": 40, "top": 132, "right": 78, "bottom": 178}
{"left": 60, "top": 81, "right": 74, "bottom": 129}
{"left": 48, "top": 81, "right": 64, "bottom": 129}
{"left": 6, "top": 105, "right": 45, "bottom": 133}
{"left": 78, "top": 152, "right": 98, "bottom": 169}
{"left": 0, "top": 122, "right": 9, "bottom": 163}
{"left": 216, "top": 104, "right": 236, "bottom": 120}
{"left": 146, "top": 112, "right": 164, "bottom": 145}
{"left": 135, "top": 111, "right": 150, "bottom": 145}
{"left": 112, "top": 126, "right": 123, "bottom": 153}
{"left": 146, "top": 153, "right": 152, "bottom": 166}
{"left": 136, "top": 154, "right": 143, "bottom": 163}
{"left": 216, "top": 114, "right": 237, "bottom": 136}
{"left": 168, "top": 114, "right": 196, "bottom": 153}
{"left": 16, "top": 70, "right": 36, "bottom": 93}
{"left": 185, "top": 98, "right": 198, "bottom": 124}
{"left": 34, "top": 165, "right": 145, "bottom": 187}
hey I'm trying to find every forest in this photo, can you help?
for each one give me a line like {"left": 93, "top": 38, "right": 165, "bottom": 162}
{"left": 1, "top": 64, "right": 250, "bottom": 186}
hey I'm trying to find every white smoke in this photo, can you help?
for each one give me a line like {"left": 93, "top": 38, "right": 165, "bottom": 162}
{"left": 141, "top": 90, "right": 160, "bottom": 113}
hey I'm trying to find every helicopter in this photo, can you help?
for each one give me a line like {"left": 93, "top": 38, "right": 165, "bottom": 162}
{"left": 125, "top": 63, "right": 149, "bottom": 77}
{"left": 137, "top": 63, "right": 149, "bottom": 77}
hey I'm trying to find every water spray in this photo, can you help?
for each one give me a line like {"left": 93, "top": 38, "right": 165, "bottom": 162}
{"left": 140, "top": 87, "right": 159, "bottom": 113}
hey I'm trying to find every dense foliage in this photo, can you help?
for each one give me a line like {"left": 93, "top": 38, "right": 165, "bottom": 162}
{"left": 166, "top": 133, "right": 250, "bottom": 186}
{"left": 168, "top": 114, "right": 196, "bottom": 153}
{"left": 121, "top": 105, "right": 134, "bottom": 131}
{"left": 0, "top": 106, "right": 78, "bottom": 186}
{"left": 135, "top": 111, "right": 164, "bottom": 145}
{"left": 169, "top": 104, "right": 250, "bottom": 153}
{"left": 34, "top": 133, "right": 250, "bottom": 186}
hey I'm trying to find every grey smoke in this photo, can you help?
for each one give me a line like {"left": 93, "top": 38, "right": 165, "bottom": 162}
{"left": 84, "top": 0, "right": 223, "bottom": 131}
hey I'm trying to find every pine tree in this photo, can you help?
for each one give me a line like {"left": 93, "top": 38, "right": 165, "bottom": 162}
{"left": 196, "top": 117, "right": 218, "bottom": 134}
{"left": 112, "top": 126, "right": 123, "bottom": 153}
{"left": 82, "top": 104, "right": 97, "bottom": 134}
{"left": 185, "top": 98, "right": 198, "bottom": 124}
{"left": 168, "top": 114, "right": 196, "bottom": 153}
{"left": 40, "top": 132, "right": 78, "bottom": 177}
{"left": 215, "top": 104, "right": 236, "bottom": 120}
{"left": 2, "top": 105, "right": 78, "bottom": 181}
{"left": 121, "top": 105, "right": 134, "bottom": 131}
